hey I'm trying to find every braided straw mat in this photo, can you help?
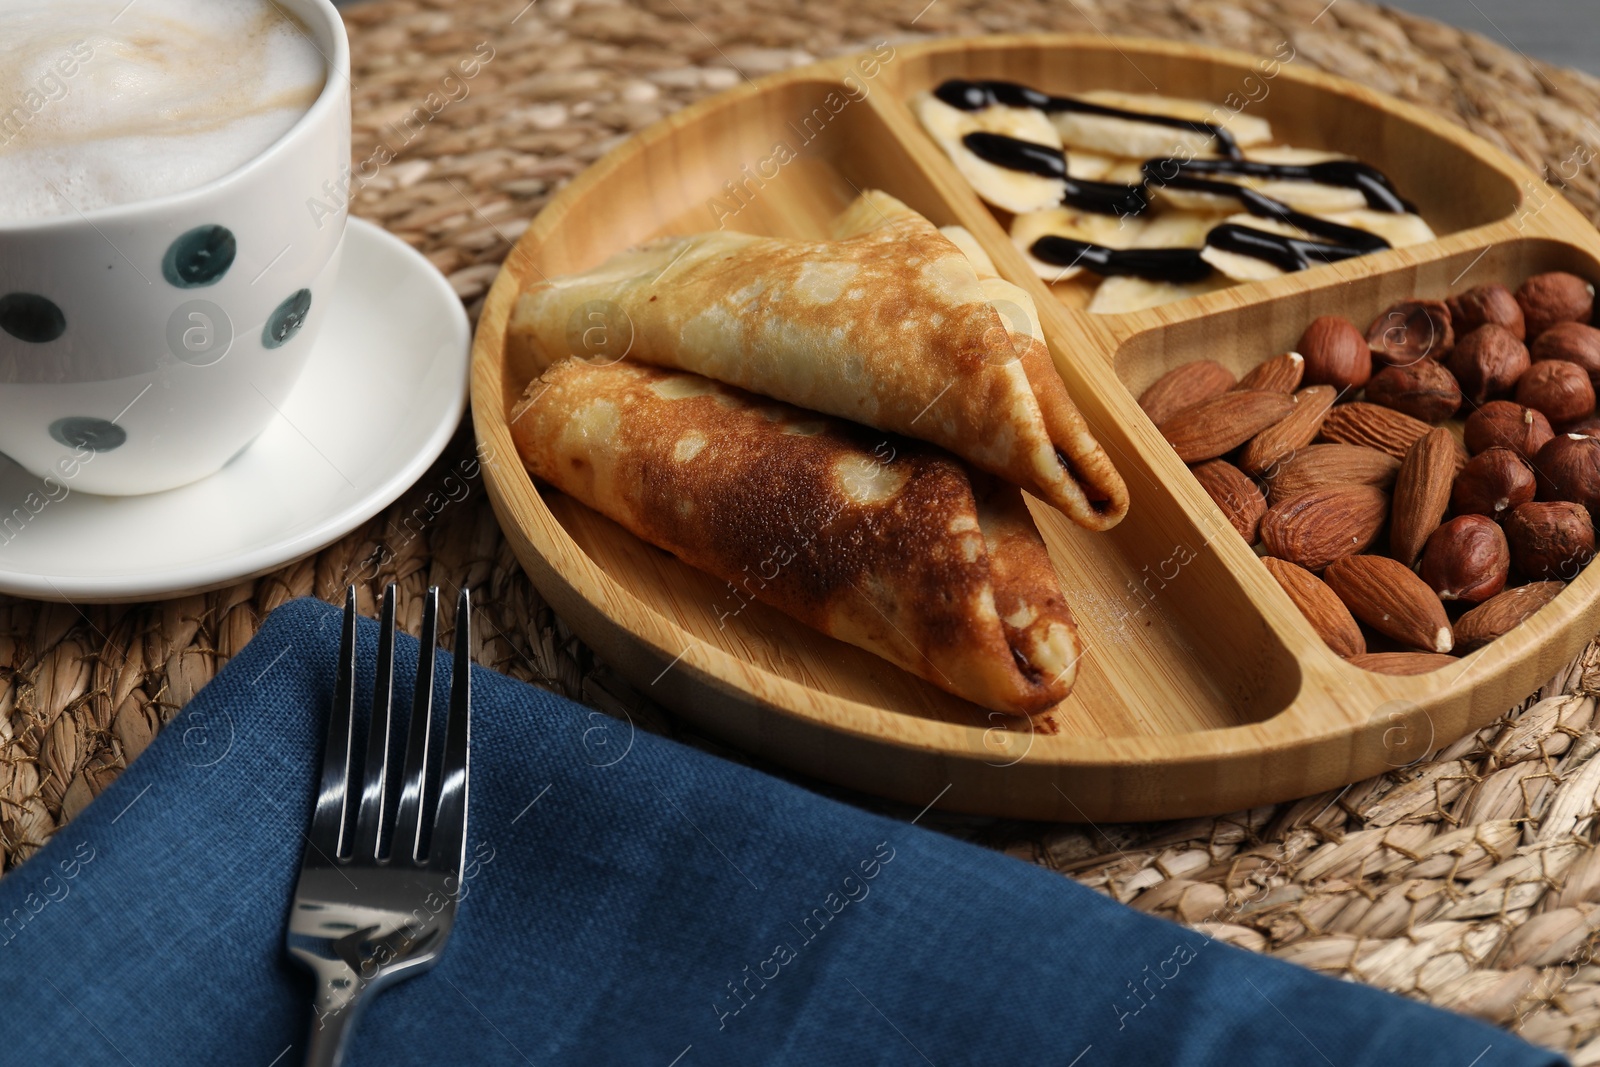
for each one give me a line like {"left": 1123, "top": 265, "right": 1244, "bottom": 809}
{"left": 10, "top": 0, "right": 1600, "bottom": 1053}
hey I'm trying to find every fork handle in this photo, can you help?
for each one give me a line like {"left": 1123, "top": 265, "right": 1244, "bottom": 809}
{"left": 303, "top": 998, "right": 361, "bottom": 1067}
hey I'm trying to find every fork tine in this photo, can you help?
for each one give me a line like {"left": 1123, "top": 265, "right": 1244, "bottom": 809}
{"left": 353, "top": 584, "right": 398, "bottom": 860}
{"left": 310, "top": 587, "right": 358, "bottom": 859}
{"left": 429, "top": 586, "right": 471, "bottom": 875}
{"left": 392, "top": 587, "right": 438, "bottom": 864}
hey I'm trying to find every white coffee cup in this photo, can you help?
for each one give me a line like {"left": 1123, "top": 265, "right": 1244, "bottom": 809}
{"left": 0, "top": 0, "right": 351, "bottom": 495}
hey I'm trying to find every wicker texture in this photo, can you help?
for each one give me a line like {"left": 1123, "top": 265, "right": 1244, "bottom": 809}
{"left": 7, "top": 0, "right": 1600, "bottom": 1055}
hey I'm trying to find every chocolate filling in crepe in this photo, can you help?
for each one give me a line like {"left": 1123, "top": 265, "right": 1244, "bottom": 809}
{"left": 510, "top": 358, "right": 1082, "bottom": 714}
{"left": 506, "top": 190, "right": 1128, "bottom": 531}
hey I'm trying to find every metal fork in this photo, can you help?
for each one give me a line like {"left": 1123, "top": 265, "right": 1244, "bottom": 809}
{"left": 288, "top": 584, "right": 472, "bottom": 1067}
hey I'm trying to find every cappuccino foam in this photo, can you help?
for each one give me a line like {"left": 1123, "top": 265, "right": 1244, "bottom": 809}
{"left": 0, "top": 0, "right": 327, "bottom": 221}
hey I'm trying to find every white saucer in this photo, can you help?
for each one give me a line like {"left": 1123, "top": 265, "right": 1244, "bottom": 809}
{"left": 0, "top": 218, "right": 471, "bottom": 602}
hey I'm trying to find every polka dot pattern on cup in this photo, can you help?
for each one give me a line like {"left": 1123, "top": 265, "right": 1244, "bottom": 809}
{"left": 263, "top": 289, "right": 312, "bottom": 349}
{"left": 49, "top": 416, "right": 126, "bottom": 452}
{"left": 162, "top": 224, "right": 237, "bottom": 289}
{"left": 0, "top": 293, "right": 66, "bottom": 343}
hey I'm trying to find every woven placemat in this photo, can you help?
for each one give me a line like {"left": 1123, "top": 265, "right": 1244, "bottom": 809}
{"left": 8, "top": 0, "right": 1600, "bottom": 1054}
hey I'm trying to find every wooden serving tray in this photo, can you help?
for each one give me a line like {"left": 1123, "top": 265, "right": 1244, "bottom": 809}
{"left": 472, "top": 34, "right": 1600, "bottom": 821}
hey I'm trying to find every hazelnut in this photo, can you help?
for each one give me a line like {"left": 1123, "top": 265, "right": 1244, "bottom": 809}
{"left": 1463, "top": 400, "right": 1553, "bottom": 458}
{"left": 1366, "top": 299, "right": 1454, "bottom": 367}
{"left": 1363, "top": 360, "right": 1461, "bottom": 423}
{"left": 1535, "top": 433, "right": 1600, "bottom": 518}
{"left": 1420, "top": 514, "right": 1510, "bottom": 603}
{"left": 1530, "top": 321, "right": 1600, "bottom": 390}
{"left": 1517, "top": 272, "right": 1594, "bottom": 339}
{"left": 1446, "top": 324, "right": 1530, "bottom": 405}
{"left": 1562, "top": 415, "right": 1600, "bottom": 438}
{"left": 1514, "top": 359, "right": 1596, "bottom": 424}
{"left": 1447, "top": 283, "right": 1526, "bottom": 340}
{"left": 1504, "top": 500, "right": 1596, "bottom": 581}
{"left": 1451, "top": 447, "right": 1536, "bottom": 518}
{"left": 1297, "top": 316, "right": 1371, "bottom": 390}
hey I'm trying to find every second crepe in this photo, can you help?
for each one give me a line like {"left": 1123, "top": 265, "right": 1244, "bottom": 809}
{"left": 506, "top": 191, "right": 1129, "bottom": 531}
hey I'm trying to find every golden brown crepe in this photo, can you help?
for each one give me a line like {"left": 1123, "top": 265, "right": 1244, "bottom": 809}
{"left": 506, "top": 191, "right": 1128, "bottom": 531}
{"left": 510, "top": 358, "right": 1082, "bottom": 714}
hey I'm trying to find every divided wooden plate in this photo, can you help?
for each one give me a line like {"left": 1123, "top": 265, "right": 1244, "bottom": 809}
{"left": 472, "top": 34, "right": 1600, "bottom": 821}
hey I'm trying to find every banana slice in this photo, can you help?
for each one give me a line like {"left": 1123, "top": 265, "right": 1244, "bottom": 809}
{"left": 1133, "top": 211, "right": 1216, "bottom": 249}
{"left": 1080, "top": 92, "right": 1274, "bottom": 146}
{"left": 1053, "top": 90, "right": 1272, "bottom": 159}
{"left": 1150, "top": 151, "right": 1366, "bottom": 215}
{"left": 1087, "top": 273, "right": 1231, "bottom": 314}
{"left": 1249, "top": 180, "right": 1366, "bottom": 214}
{"left": 1325, "top": 209, "right": 1436, "bottom": 247}
{"left": 1199, "top": 214, "right": 1304, "bottom": 282}
{"left": 1099, "top": 158, "right": 1150, "bottom": 185}
{"left": 1010, "top": 207, "right": 1141, "bottom": 280}
{"left": 911, "top": 92, "right": 1065, "bottom": 214}
{"left": 1066, "top": 150, "right": 1116, "bottom": 181}
{"left": 1246, "top": 145, "right": 1350, "bottom": 165}
{"left": 939, "top": 225, "right": 999, "bottom": 278}
{"left": 1150, "top": 184, "right": 1244, "bottom": 215}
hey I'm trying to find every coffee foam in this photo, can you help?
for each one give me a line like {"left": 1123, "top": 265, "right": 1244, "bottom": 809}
{"left": 0, "top": 0, "right": 327, "bottom": 221}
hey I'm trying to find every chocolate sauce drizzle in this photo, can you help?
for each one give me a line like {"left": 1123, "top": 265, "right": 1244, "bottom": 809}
{"left": 936, "top": 77, "right": 1418, "bottom": 283}
{"left": 935, "top": 78, "right": 1243, "bottom": 160}
{"left": 960, "top": 132, "right": 1150, "bottom": 216}
{"left": 1028, "top": 238, "right": 1215, "bottom": 283}
{"left": 1029, "top": 226, "right": 1368, "bottom": 280}
{"left": 1146, "top": 157, "right": 1414, "bottom": 214}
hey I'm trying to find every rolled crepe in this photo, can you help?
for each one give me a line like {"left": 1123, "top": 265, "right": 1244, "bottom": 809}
{"left": 510, "top": 358, "right": 1082, "bottom": 714}
{"left": 506, "top": 190, "right": 1129, "bottom": 531}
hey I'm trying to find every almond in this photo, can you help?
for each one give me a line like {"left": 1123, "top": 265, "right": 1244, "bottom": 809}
{"left": 1261, "top": 556, "right": 1365, "bottom": 658}
{"left": 1318, "top": 401, "right": 1432, "bottom": 458}
{"left": 1259, "top": 484, "right": 1388, "bottom": 571}
{"left": 1347, "top": 652, "right": 1458, "bottom": 676}
{"left": 1234, "top": 352, "right": 1305, "bottom": 394}
{"left": 1324, "top": 555, "right": 1454, "bottom": 653}
{"left": 1238, "top": 385, "right": 1336, "bottom": 476}
{"left": 1139, "top": 360, "right": 1236, "bottom": 425}
{"left": 1453, "top": 581, "right": 1566, "bottom": 651}
{"left": 1390, "top": 428, "right": 1461, "bottom": 566}
{"left": 1191, "top": 459, "right": 1266, "bottom": 543}
{"left": 1159, "top": 390, "right": 1296, "bottom": 463}
{"left": 1263, "top": 443, "right": 1399, "bottom": 505}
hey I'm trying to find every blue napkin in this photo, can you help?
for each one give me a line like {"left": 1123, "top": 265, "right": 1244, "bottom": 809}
{"left": 0, "top": 597, "right": 1564, "bottom": 1066}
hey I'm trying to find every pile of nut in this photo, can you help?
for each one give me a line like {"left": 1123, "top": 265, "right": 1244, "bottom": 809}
{"left": 1143, "top": 271, "right": 1600, "bottom": 675}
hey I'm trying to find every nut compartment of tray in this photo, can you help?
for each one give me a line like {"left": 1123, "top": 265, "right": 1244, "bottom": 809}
{"left": 474, "top": 35, "right": 1597, "bottom": 821}
{"left": 1108, "top": 233, "right": 1600, "bottom": 770}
